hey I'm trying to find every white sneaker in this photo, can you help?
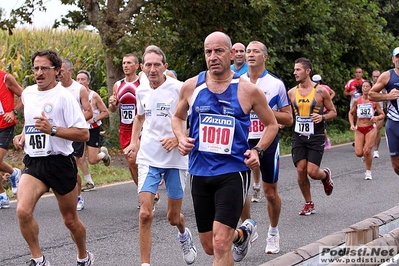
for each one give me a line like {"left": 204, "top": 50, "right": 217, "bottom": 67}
{"left": 361, "top": 156, "right": 365, "bottom": 163}
{"left": 9, "top": 168, "right": 22, "bottom": 194}
{"left": 251, "top": 186, "right": 261, "bottom": 202}
{"left": 0, "top": 195, "right": 10, "bottom": 209}
{"left": 179, "top": 228, "right": 197, "bottom": 265}
{"left": 232, "top": 219, "right": 258, "bottom": 262}
{"left": 373, "top": 151, "right": 379, "bottom": 158}
{"left": 365, "top": 170, "right": 372, "bottom": 180}
{"left": 101, "top": 146, "right": 111, "bottom": 166}
{"left": 77, "top": 196, "right": 85, "bottom": 211}
{"left": 265, "top": 233, "right": 280, "bottom": 254}
{"left": 77, "top": 251, "right": 94, "bottom": 266}
{"left": 27, "top": 256, "right": 51, "bottom": 266}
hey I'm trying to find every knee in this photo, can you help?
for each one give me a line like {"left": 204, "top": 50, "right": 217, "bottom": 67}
{"left": 297, "top": 167, "right": 307, "bottom": 178}
{"left": 264, "top": 189, "right": 280, "bottom": 204}
{"left": 363, "top": 147, "right": 372, "bottom": 157}
{"left": 213, "top": 235, "right": 230, "bottom": 256}
{"left": 16, "top": 205, "right": 32, "bottom": 222}
{"left": 202, "top": 243, "right": 214, "bottom": 255}
{"left": 63, "top": 213, "right": 80, "bottom": 230}
{"left": 87, "top": 157, "right": 97, "bottom": 165}
{"left": 139, "top": 209, "right": 153, "bottom": 224}
{"left": 307, "top": 168, "right": 318, "bottom": 179}
{"left": 167, "top": 213, "right": 181, "bottom": 227}
{"left": 354, "top": 148, "right": 363, "bottom": 157}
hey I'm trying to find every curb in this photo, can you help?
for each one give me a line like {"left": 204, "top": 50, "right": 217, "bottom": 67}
{"left": 260, "top": 206, "right": 399, "bottom": 266}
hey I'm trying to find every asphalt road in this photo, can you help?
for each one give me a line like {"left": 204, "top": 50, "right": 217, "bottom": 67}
{"left": 1, "top": 139, "right": 398, "bottom": 266}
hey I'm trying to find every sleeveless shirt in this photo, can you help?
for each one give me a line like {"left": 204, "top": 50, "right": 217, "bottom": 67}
{"left": 292, "top": 85, "right": 324, "bottom": 135}
{"left": 0, "top": 71, "right": 16, "bottom": 128}
{"left": 188, "top": 71, "right": 250, "bottom": 176}
{"left": 385, "top": 69, "right": 399, "bottom": 121}
{"left": 116, "top": 78, "right": 139, "bottom": 130}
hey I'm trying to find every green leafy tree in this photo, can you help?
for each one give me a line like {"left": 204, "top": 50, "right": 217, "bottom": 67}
{"left": 2, "top": 0, "right": 399, "bottom": 139}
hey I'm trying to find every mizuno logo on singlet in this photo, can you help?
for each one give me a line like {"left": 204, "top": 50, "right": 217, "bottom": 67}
{"left": 298, "top": 99, "right": 310, "bottom": 103}
{"left": 201, "top": 116, "right": 233, "bottom": 125}
{"left": 25, "top": 125, "right": 41, "bottom": 134}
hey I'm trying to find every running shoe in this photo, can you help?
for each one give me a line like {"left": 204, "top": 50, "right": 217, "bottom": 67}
{"left": 0, "top": 195, "right": 10, "bottom": 209}
{"left": 77, "top": 196, "right": 85, "bottom": 211}
{"left": 322, "top": 168, "right": 333, "bottom": 196}
{"left": 101, "top": 146, "right": 111, "bottom": 166}
{"left": 265, "top": 233, "right": 280, "bottom": 254}
{"left": 81, "top": 182, "right": 95, "bottom": 192}
{"left": 232, "top": 219, "right": 258, "bottom": 262}
{"left": 251, "top": 186, "right": 261, "bottom": 203}
{"left": 325, "top": 138, "right": 331, "bottom": 150}
{"left": 9, "top": 168, "right": 22, "bottom": 194}
{"left": 27, "top": 256, "right": 51, "bottom": 266}
{"left": 299, "top": 202, "right": 316, "bottom": 216}
{"left": 153, "top": 191, "right": 160, "bottom": 212}
{"left": 373, "top": 151, "right": 379, "bottom": 158}
{"left": 179, "top": 228, "right": 197, "bottom": 265}
{"left": 361, "top": 156, "right": 365, "bottom": 163}
{"left": 76, "top": 251, "right": 94, "bottom": 266}
{"left": 365, "top": 170, "right": 372, "bottom": 180}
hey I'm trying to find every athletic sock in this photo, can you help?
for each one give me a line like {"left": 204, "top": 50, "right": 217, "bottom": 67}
{"left": 85, "top": 174, "right": 93, "bottom": 184}
{"left": 77, "top": 255, "right": 88, "bottom": 263}
{"left": 234, "top": 228, "right": 248, "bottom": 244}
{"left": 178, "top": 228, "right": 188, "bottom": 241}
{"left": 11, "top": 168, "right": 18, "bottom": 176}
{"left": 268, "top": 226, "right": 278, "bottom": 236}
{"left": 32, "top": 256, "right": 44, "bottom": 264}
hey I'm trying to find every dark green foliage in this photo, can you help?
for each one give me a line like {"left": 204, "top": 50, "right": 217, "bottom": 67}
{"left": 2, "top": 0, "right": 399, "bottom": 140}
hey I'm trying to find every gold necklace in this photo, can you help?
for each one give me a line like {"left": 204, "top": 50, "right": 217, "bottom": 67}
{"left": 207, "top": 71, "right": 234, "bottom": 83}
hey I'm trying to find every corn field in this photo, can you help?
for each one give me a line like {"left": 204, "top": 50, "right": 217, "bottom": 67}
{"left": 0, "top": 28, "right": 118, "bottom": 146}
{"left": 0, "top": 28, "right": 106, "bottom": 96}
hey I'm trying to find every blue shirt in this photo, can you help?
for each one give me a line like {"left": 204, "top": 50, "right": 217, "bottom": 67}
{"left": 230, "top": 63, "right": 248, "bottom": 76}
{"left": 188, "top": 71, "right": 250, "bottom": 176}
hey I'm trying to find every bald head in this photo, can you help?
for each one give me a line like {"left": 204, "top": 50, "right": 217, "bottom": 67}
{"left": 204, "top": 31, "right": 233, "bottom": 76}
{"left": 232, "top": 42, "right": 245, "bottom": 51}
{"left": 204, "top": 31, "right": 232, "bottom": 49}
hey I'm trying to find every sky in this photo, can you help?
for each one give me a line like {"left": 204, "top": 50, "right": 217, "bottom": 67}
{"left": 1, "top": 0, "right": 74, "bottom": 28}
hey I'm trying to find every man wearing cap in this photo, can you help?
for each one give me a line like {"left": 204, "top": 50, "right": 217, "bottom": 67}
{"left": 312, "top": 74, "right": 335, "bottom": 150}
{"left": 369, "top": 47, "right": 399, "bottom": 176}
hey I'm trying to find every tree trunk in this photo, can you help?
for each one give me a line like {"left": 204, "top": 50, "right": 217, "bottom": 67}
{"left": 105, "top": 52, "right": 123, "bottom": 132}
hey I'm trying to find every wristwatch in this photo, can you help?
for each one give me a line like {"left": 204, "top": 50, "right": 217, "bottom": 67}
{"left": 93, "top": 118, "right": 98, "bottom": 123}
{"left": 13, "top": 109, "right": 18, "bottom": 115}
{"left": 252, "top": 146, "right": 264, "bottom": 159}
{"left": 51, "top": 126, "right": 58, "bottom": 136}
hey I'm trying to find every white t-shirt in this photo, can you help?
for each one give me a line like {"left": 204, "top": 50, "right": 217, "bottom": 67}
{"left": 61, "top": 80, "right": 90, "bottom": 127}
{"left": 136, "top": 76, "right": 188, "bottom": 169}
{"left": 22, "top": 83, "right": 88, "bottom": 156}
{"left": 242, "top": 71, "right": 290, "bottom": 139}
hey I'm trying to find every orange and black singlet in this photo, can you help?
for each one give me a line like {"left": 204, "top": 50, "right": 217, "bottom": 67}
{"left": 292, "top": 85, "right": 324, "bottom": 135}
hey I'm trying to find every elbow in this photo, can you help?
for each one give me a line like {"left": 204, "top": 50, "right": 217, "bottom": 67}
{"left": 368, "top": 93, "right": 376, "bottom": 101}
{"left": 82, "top": 129, "right": 89, "bottom": 142}
{"left": 286, "top": 117, "right": 294, "bottom": 127}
